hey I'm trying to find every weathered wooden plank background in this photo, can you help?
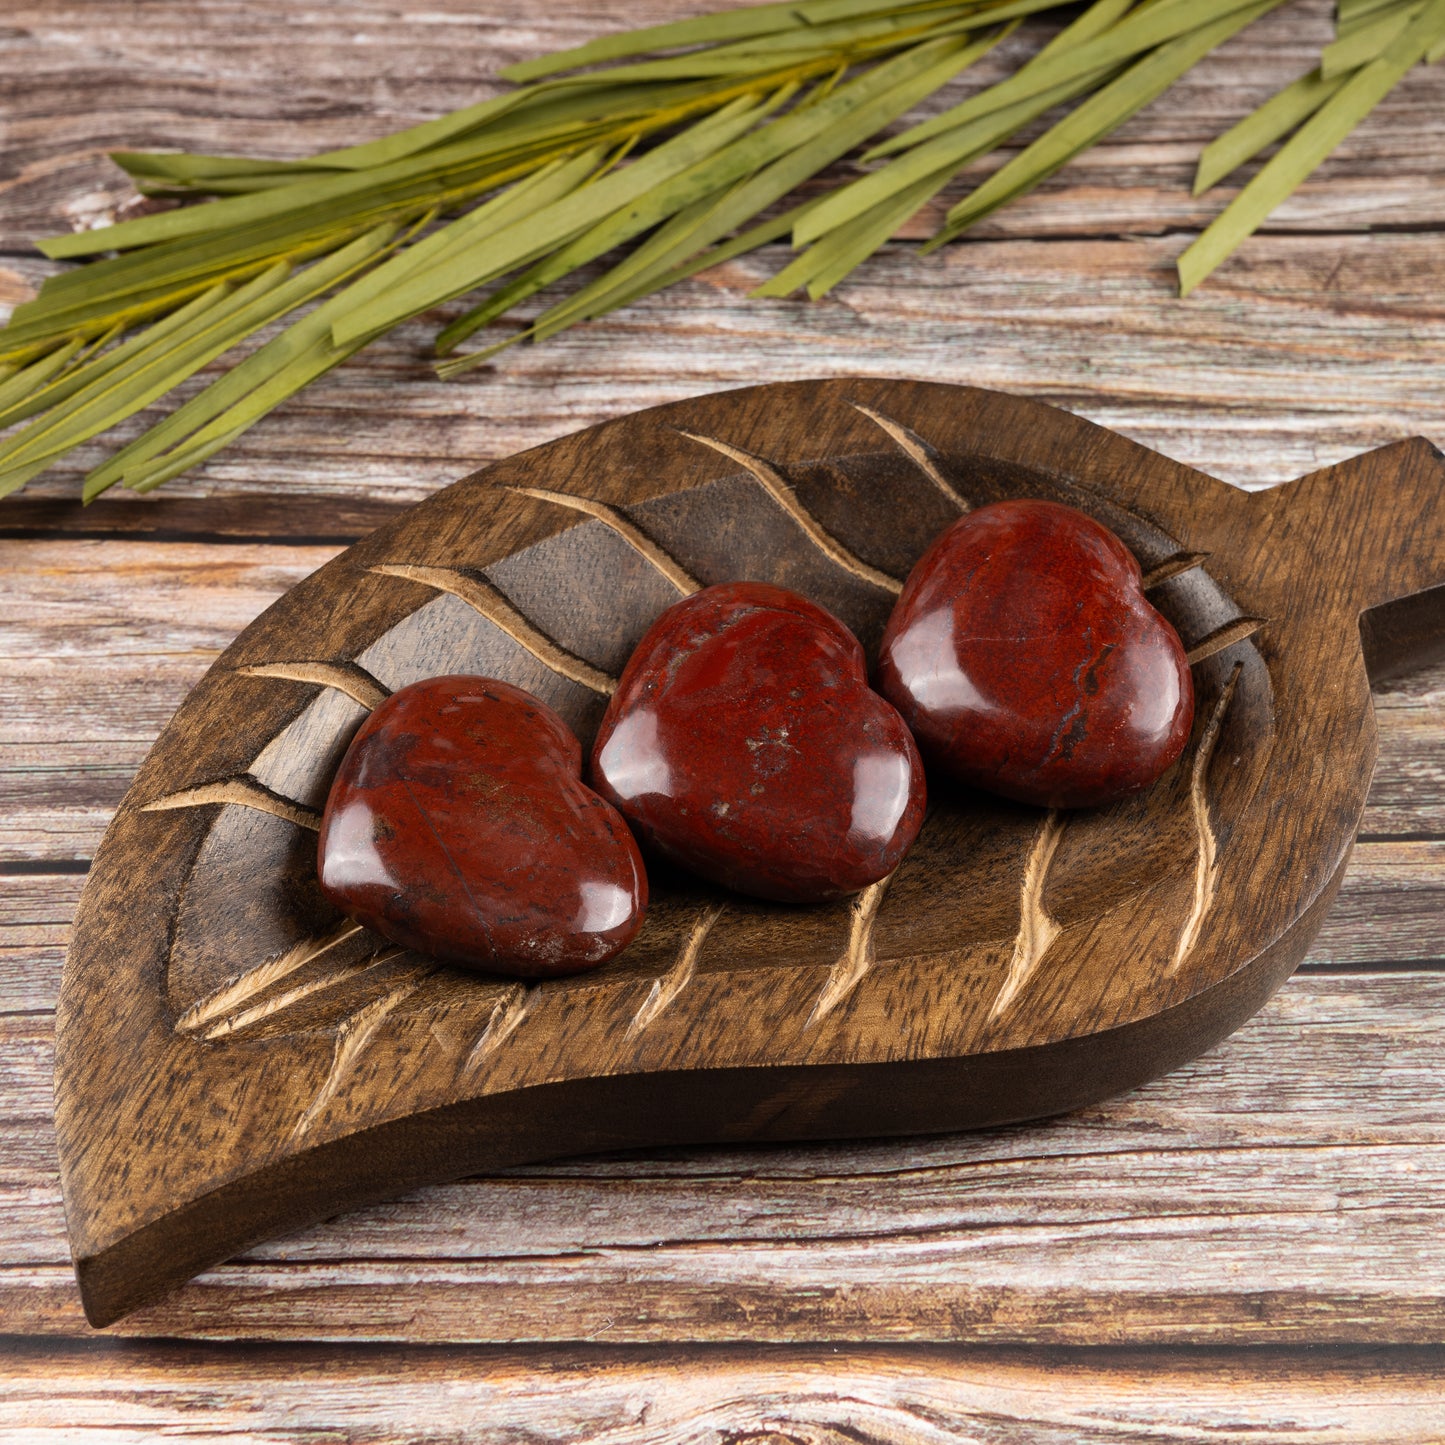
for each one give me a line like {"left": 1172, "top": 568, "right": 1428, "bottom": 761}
{"left": 3, "top": 0, "right": 1445, "bottom": 1437}
{"left": 6, "top": 1343, "right": 1445, "bottom": 1442}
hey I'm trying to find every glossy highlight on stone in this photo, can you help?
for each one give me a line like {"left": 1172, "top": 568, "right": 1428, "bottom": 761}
{"left": 318, "top": 676, "right": 646, "bottom": 977}
{"left": 878, "top": 500, "right": 1194, "bottom": 809}
{"left": 590, "top": 582, "right": 926, "bottom": 903}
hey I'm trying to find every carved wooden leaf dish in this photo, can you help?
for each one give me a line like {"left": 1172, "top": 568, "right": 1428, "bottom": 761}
{"left": 57, "top": 379, "right": 1445, "bottom": 1327}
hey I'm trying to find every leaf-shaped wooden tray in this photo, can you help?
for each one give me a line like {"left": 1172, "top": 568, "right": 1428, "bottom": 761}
{"left": 57, "top": 379, "right": 1445, "bottom": 1327}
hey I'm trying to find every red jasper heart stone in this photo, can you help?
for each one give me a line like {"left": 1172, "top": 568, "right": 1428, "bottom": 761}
{"left": 589, "top": 582, "right": 926, "bottom": 903}
{"left": 318, "top": 676, "right": 646, "bottom": 977}
{"left": 877, "top": 500, "right": 1194, "bottom": 809}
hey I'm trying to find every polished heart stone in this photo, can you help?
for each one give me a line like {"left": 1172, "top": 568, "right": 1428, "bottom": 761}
{"left": 877, "top": 500, "right": 1194, "bottom": 809}
{"left": 589, "top": 581, "right": 926, "bottom": 903}
{"left": 318, "top": 676, "right": 646, "bottom": 977}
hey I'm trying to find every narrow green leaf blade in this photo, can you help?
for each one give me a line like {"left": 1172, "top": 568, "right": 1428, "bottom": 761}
{"left": 689, "top": 34, "right": 988, "bottom": 241}
{"left": 870, "top": 0, "right": 1262, "bottom": 158}
{"left": 0, "top": 456, "right": 57, "bottom": 502}
{"left": 438, "top": 173, "right": 755, "bottom": 354}
{"left": 1178, "top": 0, "right": 1445, "bottom": 294}
{"left": 0, "top": 290, "right": 228, "bottom": 429}
{"left": 454, "top": 193, "right": 839, "bottom": 371}
{"left": 283, "top": 92, "right": 530, "bottom": 172}
{"left": 1322, "top": 1, "right": 1422, "bottom": 76}
{"left": 1193, "top": 67, "right": 1350, "bottom": 194}
{"left": 37, "top": 162, "right": 400, "bottom": 259}
{"left": 436, "top": 195, "right": 827, "bottom": 378}
{"left": 938, "top": 0, "right": 1284, "bottom": 244}
{"left": 798, "top": 60, "right": 1113, "bottom": 243}
{"left": 111, "top": 150, "right": 334, "bottom": 182}
{"left": 431, "top": 118, "right": 777, "bottom": 354}
{"left": 80, "top": 224, "right": 405, "bottom": 496}
{"left": 760, "top": 163, "right": 954, "bottom": 297}
{"left": 82, "top": 223, "right": 406, "bottom": 495}
{"left": 118, "top": 301, "right": 385, "bottom": 494}
{"left": 492, "top": 180, "right": 768, "bottom": 350}
{"left": 521, "top": 6, "right": 978, "bottom": 87}
{"left": 1337, "top": 0, "right": 1411, "bottom": 28}
{"left": 0, "top": 340, "right": 86, "bottom": 421}
{"left": 436, "top": 36, "right": 985, "bottom": 368}
{"left": 0, "top": 283, "right": 238, "bottom": 469}
{"left": 336, "top": 146, "right": 608, "bottom": 305}
{"left": 499, "top": 0, "right": 907, "bottom": 82}
{"left": 330, "top": 93, "right": 778, "bottom": 346}
{"left": 0, "top": 269, "right": 301, "bottom": 472}
{"left": 38, "top": 102, "right": 612, "bottom": 261}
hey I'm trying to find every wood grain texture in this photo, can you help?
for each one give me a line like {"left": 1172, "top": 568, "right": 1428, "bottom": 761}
{"left": 3, "top": 3, "right": 1445, "bottom": 511}
{"left": 3, "top": 0, "right": 1445, "bottom": 1420}
{"left": 6, "top": 971, "right": 1445, "bottom": 1341}
{"left": 46, "top": 379, "right": 1445, "bottom": 1328}
{"left": 3, "top": 0, "right": 1442, "bottom": 249}
{"left": 18, "top": 843, "right": 1445, "bottom": 1016}
{"left": 4, "top": 1340, "right": 1445, "bottom": 1442}
{"left": 4, "top": 833, "right": 1440, "bottom": 1020}
{"left": 3, "top": 545, "right": 1442, "bottom": 859}
{"left": 7, "top": 231, "right": 1445, "bottom": 507}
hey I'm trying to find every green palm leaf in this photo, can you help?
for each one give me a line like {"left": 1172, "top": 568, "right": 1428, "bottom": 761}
{"left": 1, "top": 0, "right": 1437, "bottom": 500}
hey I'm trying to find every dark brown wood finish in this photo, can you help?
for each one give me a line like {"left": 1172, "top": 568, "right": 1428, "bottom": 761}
{"left": 53, "top": 379, "right": 1445, "bottom": 1328}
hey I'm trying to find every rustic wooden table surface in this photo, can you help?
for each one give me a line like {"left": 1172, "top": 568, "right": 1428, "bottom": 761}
{"left": 4, "top": 0, "right": 1445, "bottom": 1438}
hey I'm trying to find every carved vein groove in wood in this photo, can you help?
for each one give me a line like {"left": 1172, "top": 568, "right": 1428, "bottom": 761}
{"left": 1141, "top": 552, "right": 1210, "bottom": 590}
{"left": 1169, "top": 662, "right": 1244, "bottom": 977}
{"left": 1187, "top": 616, "right": 1267, "bottom": 666}
{"left": 507, "top": 485, "right": 701, "bottom": 596}
{"left": 370, "top": 564, "right": 617, "bottom": 696}
{"left": 808, "top": 874, "right": 895, "bottom": 1027}
{"left": 627, "top": 903, "right": 724, "bottom": 1040}
{"left": 679, "top": 430, "right": 903, "bottom": 595}
{"left": 990, "top": 810, "right": 1065, "bottom": 1024}
{"left": 851, "top": 403, "right": 970, "bottom": 513}
{"left": 140, "top": 777, "right": 321, "bottom": 831}
{"left": 293, "top": 968, "right": 434, "bottom": 1138}
{"left": 465, "top": 984, "right": 539, "bottom": 1074}
{"left": 173, "top": 921, "right": 364, "bottom": 1035}
{"left": 199, "top": 950, "right": 406, "bottom": 1042}
{"left": 238, "top": 660, "right": 390, "bottom": 710}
